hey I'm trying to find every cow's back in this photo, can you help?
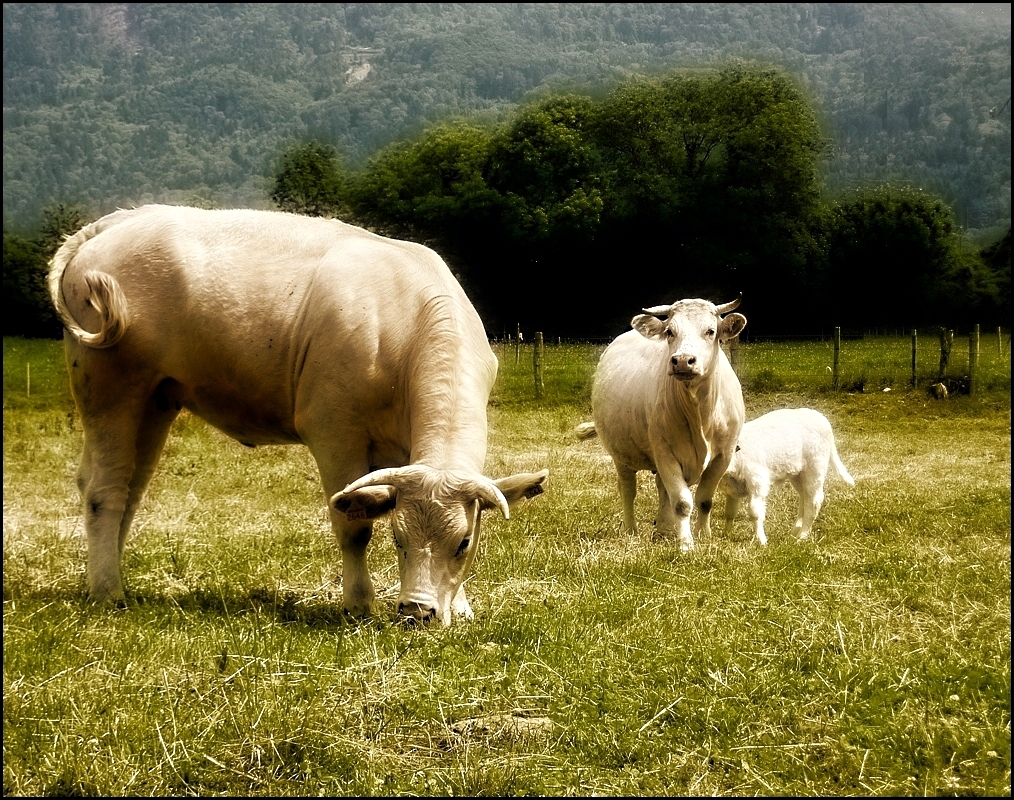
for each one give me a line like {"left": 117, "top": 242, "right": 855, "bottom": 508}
{"left": 53, "top": 205, "right": 496, "bottom": 453}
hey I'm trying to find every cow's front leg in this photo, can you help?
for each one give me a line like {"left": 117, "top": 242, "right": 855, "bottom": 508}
{"left": 655, "top": 470, "right": 694, "bottom": 552}
{"left": 332, "top": 512, "right": 376, "bottom": 616}
{"left": 695, "top": 451, "right": 733, "bottom": 540}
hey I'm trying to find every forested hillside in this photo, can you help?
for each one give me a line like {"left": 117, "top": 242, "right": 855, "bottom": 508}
{"left": 3, "top": 3, "right": 1010, "bottom": 240}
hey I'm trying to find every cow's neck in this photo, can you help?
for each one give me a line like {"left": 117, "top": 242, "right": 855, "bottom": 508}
{"left": 663, "top": 377, "right": 711, "bottom": 482}
{"left": 406, "top": 295, "right": 492, "bottom": 473}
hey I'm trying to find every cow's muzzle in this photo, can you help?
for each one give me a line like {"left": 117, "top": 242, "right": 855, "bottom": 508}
{"left": 397, "top": 599, "right": 438, "bottom": 624}
{"left": 669, "top": 354, "right": 699, "bottom": 379}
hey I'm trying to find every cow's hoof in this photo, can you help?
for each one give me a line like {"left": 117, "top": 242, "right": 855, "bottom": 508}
{"left": 88, "top": 585, "right": 125, "bottom": 604}
{"left": 342, "top": 599, "right": 378, "bottom": 618}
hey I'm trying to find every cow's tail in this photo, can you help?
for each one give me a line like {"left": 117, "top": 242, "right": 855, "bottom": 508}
{"left": 48, "top": 220, "right": 129, "bottom": 349}
{"left": 830, "top": 437, "right": 855, "bottom": 486}
{"left": 574, "top": 421, "right": 598, "bottom": 441}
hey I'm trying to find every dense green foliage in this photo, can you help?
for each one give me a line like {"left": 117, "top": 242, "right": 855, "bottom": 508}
{"left": 4, "top": 4, "right": 1010, "bottom": 237}
{"left": 823, "top": 187, "right": 1003, "bottom": 329}
{"left": 343, "top": 70, "right": 1007, "bottom": 335}
{"left": 5, "top": 4, "right": 1010, "bottom": 337}
{"left": 271, "top": 141, "right": 347, "bottom": 217}
{"left": 3, "top": 204, "right": 88, "bottom": 339}
{"left": 349, "top": 67, "right": 829, "bottom": 334}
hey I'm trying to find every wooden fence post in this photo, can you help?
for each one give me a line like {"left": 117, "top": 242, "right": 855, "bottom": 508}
{"left": 999, "top": 326, "right": 1004, "bottom": 357}
{"left": 533, "top": 331, "right": 544, "bottom": 399}
{"left": 729, "top": 335, "right": 741, "bottom": 376}
{"left": 969, "top": 324, "right": 979, "bottom": 395}
{"left": 938, "top": 328, "right": 953, "bottom": 379}
{"left": 515, "top": 323, "right": 521, "bottom": 366}
{"left": 27, "top": 363, "right": 31, "bottom": 397}
{"left": 833, "top": 327, "right": 841, "bottom": 390}
{"left": 911, "top": 329, "right": 917, "bottom": 388}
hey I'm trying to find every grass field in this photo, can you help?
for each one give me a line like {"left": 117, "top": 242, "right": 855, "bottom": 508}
{"left": 3, "top": 335, "right": 1011, "bottom": 796}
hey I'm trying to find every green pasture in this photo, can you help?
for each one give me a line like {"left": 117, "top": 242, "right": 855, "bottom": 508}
{"left": 3, "top": 336, "right": 1011, "bottom": 796}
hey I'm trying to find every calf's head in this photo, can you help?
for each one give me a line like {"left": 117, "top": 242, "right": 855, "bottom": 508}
{"left": 632, "top": 296, "right": 746, "bottom": 383}
{"left": 331, "top": 465, "right": 548, "bottom": 624}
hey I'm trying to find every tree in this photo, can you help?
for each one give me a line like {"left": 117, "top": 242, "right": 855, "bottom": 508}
{"left": 3, "top": 204, "right": 89, "bottom": 338}
{"left": 345, "top": 67, "right": 830, "bottom": 335}
{"left": 483, "top": 95, "right": 603, "bottom": 244}
{"left": 587, "top": 67, "right": 827, "bottom": 332}
{"left": 271, "top": 141, "right": 348, "bottom": 217}
{"left": 980, "top": 229, "right": 1011, "bottom": 325}
{"left": 822, "top": 186, "right": 998, "bottom": 328}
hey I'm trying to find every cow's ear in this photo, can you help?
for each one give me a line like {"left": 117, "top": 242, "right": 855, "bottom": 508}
{"left": 631, "top": 313, "right": 667, "bottom": 340}
{"left": 719, "top": 312, "right": 746, "bottom": 343}
{"left": 331, "top": 485, "right": 398, "bottom": 522}
{"left": 481, "top": 469, "right": 549, "bottom": 511}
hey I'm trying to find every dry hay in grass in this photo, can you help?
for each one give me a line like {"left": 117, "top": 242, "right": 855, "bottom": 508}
{"left": 449, "top": 712, "right": 554, "bottom": 741}
{"left": 486, "top": 576, "right": 570, "bottom": 611}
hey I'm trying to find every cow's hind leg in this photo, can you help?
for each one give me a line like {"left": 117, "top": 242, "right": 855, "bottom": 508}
{"left": 616, "top": 465, "right": 638, "bottom": 535}
{"left": 77, "top": 405, "right": 148, "bottom": 601}
{"left": 117, "top": 380, "right": 182, "bottom": 553}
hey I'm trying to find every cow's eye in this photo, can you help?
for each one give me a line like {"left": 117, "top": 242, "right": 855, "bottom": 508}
{"left": 706, "top": 328, "right": 715, "bottom": 337}
{"left": 455, "top": 537, "right": 471, "bottom": 557}
{"left": 664, "top": 328, "right": 674, "bottom": 339}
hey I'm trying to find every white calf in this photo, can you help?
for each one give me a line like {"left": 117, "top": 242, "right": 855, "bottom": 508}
{"left": 719, "top": 408, "right": 854, "bottom": 545}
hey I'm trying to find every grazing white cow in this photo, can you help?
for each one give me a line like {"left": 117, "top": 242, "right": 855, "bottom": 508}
{"left": 719, "top": 408, "right": 855, "bottom": 545}
{"left": 48, "top": 204, "right": 548, "bottom": 624}
{"left": 578, "top": 297, "right": 747, "bottom": 551}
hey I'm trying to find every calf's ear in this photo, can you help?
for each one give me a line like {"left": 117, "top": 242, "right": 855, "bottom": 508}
{"left": 482, "top": 469, "right": 550, "bottom": 511}
{"left": 719, "top": 312, "right": 747, "bottom": 343}
{"left": 331, "top": 485, "right": 398, "bottom": 522}
{"left": 631, "top": 313, "right": 667, "bottom": 340}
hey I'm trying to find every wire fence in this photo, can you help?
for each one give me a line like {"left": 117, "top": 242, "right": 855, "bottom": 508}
{"left": 491, "top": 327, "right": 1011, "bottom": 404}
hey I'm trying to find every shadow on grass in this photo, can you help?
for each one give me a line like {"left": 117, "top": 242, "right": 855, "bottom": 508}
{"left": 4, "top": 582, "right": 392, "bottom": 630}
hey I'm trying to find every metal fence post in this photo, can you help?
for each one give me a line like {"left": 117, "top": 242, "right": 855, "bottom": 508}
{"left": 533, "top": 331, "right": 544, "bottom": 399}
{"left": 969, "top": 324, "right": 979, "bottom": 395}
{"left": 911, "top": 329, "right": 917, "bottom": 388}
{"left": 833, "top": 327, "right": 841, "bottom": 390}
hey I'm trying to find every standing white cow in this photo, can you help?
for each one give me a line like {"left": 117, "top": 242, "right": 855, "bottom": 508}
{"left": 719, "top": 408, "right": 855, "bottom": 545}
{"left": 578, "top": 297, "right": 747, "bottom": 551}
{"left": 48, "top": 205, "right": 548, "bottom": 624}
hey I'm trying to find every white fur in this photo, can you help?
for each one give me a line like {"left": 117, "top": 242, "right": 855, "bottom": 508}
{"left": 719, "top": 408, "right": 854, "bottom": 545}
{"left": 588, "top": 299, "right": 747, "bottom": 551}
{"left": 49, "top": 205, "right": 547, "bottom": 622}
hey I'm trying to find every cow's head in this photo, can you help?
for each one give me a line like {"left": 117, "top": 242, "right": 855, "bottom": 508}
{"left": 631, "top": 296, "right": 746, "bottom": 383}
{"left": 330, "top": 466, "right": 548, "bottom": 625}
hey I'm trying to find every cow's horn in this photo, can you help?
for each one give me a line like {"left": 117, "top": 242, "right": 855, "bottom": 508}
{"left": 472, "top": 479, "right": 511, "bottom": 519}
{"left": 340, "top": 467, "right": 510, "bottom": 517}
{"left": 715, "top": 294, "right": 742, "bottom": 314}
{"left": 340, "top": 465, "right": 434, "bottom": 494}
{"left": 641, "top": 304, "right": 673, "bottom": 316}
